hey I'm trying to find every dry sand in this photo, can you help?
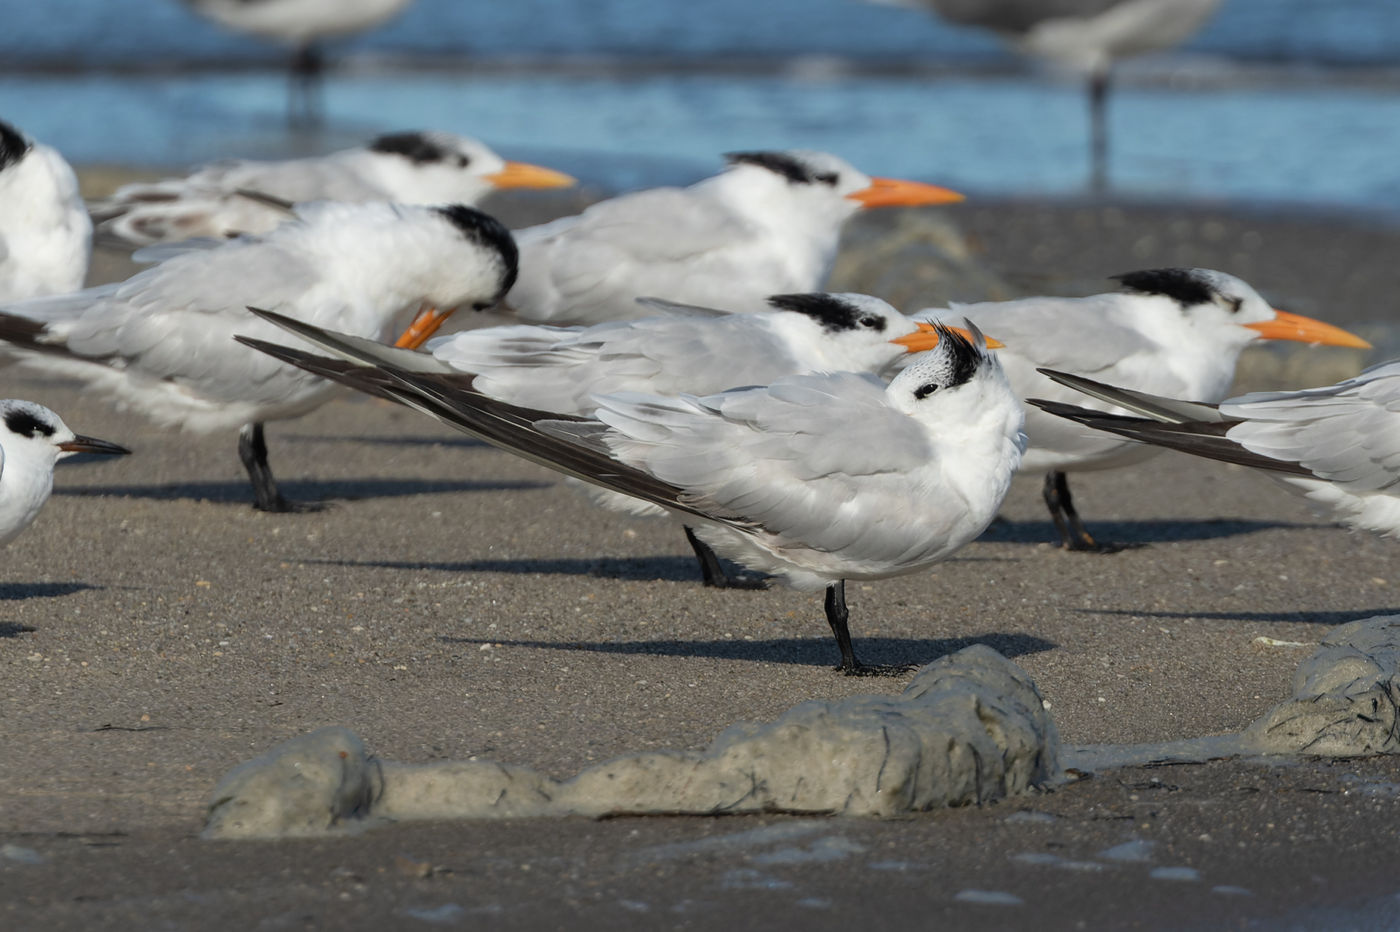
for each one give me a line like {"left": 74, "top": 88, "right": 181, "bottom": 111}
{"left": 4, "top": 187, "right": 1400, "bottom": 929}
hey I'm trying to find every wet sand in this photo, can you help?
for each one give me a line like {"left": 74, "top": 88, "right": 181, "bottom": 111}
{"left": 3, "top": 187, "right": 1400, "bottom": 929}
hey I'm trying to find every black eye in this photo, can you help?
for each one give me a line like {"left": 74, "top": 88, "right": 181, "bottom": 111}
{"left": 1226, "top": 296, "right": 1243, "bottom": 313}
{"left": 813, "top": 171, "right": 839, "bottom": 186}
{"left": 913, "top": 382, "right": 938, "bottom": 400}
{"left": 859, "top": 316, "right": 880, "bottom": 329}
{"left": 457, "top": 155, "right": 471, "bottom": 168}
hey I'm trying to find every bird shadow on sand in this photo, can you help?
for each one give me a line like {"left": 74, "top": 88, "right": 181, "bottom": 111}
{"left": 286, "top": 433, "right": 492, "bottom": 451}
{"left": 1078, "top": 607, "right": 1400, "bottom": 627}
{"left": 978, "top": 517, "right": 1312, "bottom": 547}
{"left": 309, "top": 555, "right": 716, "bottom": 584}
{"left": 0, "top": 581, "right": 97, "bottom": 603}
{"left": 54, "top": 478, "right": 550, "bottom": 505}
{"left": 438, "top": 631, "right": 1057, "bottom": 670}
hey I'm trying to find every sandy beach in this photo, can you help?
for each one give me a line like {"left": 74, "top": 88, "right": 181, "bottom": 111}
{"left": 4, "top": 182, "right": 1400, "bottom": 929}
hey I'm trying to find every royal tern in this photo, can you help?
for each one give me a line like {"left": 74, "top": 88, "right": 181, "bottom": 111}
{"left": 0, "top": 202, "right": 517, "bottom": 513}
{"left": 1032, "top": 365, "right": 1400, "bottom": 540}
{"left": 500, "top": 150, "right": 964, "bottom": 328}
{"left": 238, "top": 292, "right": 987, "bottom": 586}
{"left": 91, "top": 132, "right": 574, "bottom": 247}
{"left": 874, "top": 0, "right": 1221, "bottom": 189}
{"left": 915, "top": 268, "right": 1370, "bottom": 550}
{"left": 0, "top": 120, "right": 91, "bottom": 303}
{"left": 0, "top": 400, "right": 129, "bottom": 547}
{"left": 239, "top": 321, "right": 1024, "bottom": 674}
{"left": 179, "top": 0, "right": 416, "bottom": 126}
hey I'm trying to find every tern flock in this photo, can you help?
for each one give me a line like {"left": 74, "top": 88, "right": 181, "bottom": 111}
{"left": 0, "top": 103, "right": 1379, "bottom": 673}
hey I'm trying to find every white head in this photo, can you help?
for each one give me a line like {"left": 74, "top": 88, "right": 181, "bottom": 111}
{"left": 1112, "top": 268, "right": 1368, "bottom": 352}
{"left": 764, "top": 292, "right": 932, "bottom": 375}
{"left": 887, "top": 322, "right": 1022, "bottom": 444}
{"left": 362, "top": 131, "right": 575, "bottom": 207}
{"left": 713, "top": 150, "right": 963, "bottom": 233}
{"left": 420, "top": 204, "right": 521, "bottom": 313}
{"left": 0, "top": 400, "right": 130, "bottom": 546}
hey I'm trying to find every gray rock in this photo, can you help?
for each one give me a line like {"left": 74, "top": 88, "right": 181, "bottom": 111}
{"left": 204, "top": 644, "right": 1060, "bottom": 839}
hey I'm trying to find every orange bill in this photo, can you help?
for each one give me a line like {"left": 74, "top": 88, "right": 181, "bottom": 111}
{"left": 485, "top": 161, "right": 576, "bottom": 190}
{"left": 1244, "top": 309, "right": 1371, "bottom": 348}
{"left": 849, "top": 177, "right": 964, "bottom": 209}
{"left": 891, "top": 322, "right": 1003, "bottom": 352}
{"left": 394, "top": 307, "right": 455, "bottom": 349}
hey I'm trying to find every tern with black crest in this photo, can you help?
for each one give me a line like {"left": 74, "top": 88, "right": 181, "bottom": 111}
{"left": 915, "top": 268, "right": 1370, "bottom": 550}
{"left": 239, "top": 320, "right": 1024, "bottom": 675}
{"left": 0, "top": 202, "right": 518, "bottom": 513}
{"left": 92, "top": 131, "right": 574, "bottom": 247}
{"left": 240, "top": 292, "right": 990, "bottom": 586}
{"left": 489, "top": 150, "right": 963, "bottom": 333}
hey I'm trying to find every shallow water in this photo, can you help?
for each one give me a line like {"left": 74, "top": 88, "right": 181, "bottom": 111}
{"left": 2, "top": 0, "right": 1399, "bottom": 210}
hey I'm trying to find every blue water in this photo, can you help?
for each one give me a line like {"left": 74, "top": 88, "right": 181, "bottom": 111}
{"left": 2, "top": 0, "right": 1399, "bottom": 211}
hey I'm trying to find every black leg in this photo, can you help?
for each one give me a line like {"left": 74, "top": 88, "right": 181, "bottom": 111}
{"left": 1042, "top": 471, "right": 1123, "bottom": 553}
{"left": 288, "top": 43, "right": 324, "bottom": 129}
{"left": 824, "top": 581, "right": 914, "bottom": 677}
{"left": 238, "top": 422, "right": 326, "bottom": 513}
{"left": 683, "top": 526, "right": 768, "bottom": 590}
{"left": 1088, "top": 67, "right": 1110, "bottom": 194}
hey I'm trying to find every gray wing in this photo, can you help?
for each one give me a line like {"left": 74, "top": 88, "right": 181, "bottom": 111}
{"left": 508, "top": 187, "right": 761, "bottom": 324}
{"left": 433, "top": 314, "right": 803, "bottom": 414}
{"left": 920, "top": 295, "right": 1155, "bottom": 374}
{"left": 1222, "top": 363, "right": 1400, "bottom": 491}
{"left": 590, "top": 372, "right": 935, "bottom": 545}
{"left": 5, "top": 235, "right": 324, "bottom": 400}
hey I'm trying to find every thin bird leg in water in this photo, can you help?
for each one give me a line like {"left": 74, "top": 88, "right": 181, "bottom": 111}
{"left": 683, "top": 526, "right": 768, "bottom": 590}
{"left": 1088, "top": 66, "right": 1110, "bottom": 193}
{"left": 288, "top": 43, "right": 324, "bottom": 129}
{"left": 238, "top": 422, "right": 326, "bottom": 513}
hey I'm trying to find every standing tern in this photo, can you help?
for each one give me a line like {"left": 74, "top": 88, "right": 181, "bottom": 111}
{"left": 91, "top": 131, "right": 574, "bottom": 247}
{"left": 496, "top": 150, "right": 963, "bottom": 330}
{"left": 0, "top": 202, "right": 518, "bottom": 513}
{"left": 238, "top": 320, "right": 1025, "bottom": 675}
{"left": 0, "top": 400, "right": 129, "bottom": 548}
{"left": 178, "top": 0, "right": 416, "bottom": 127}
{"left": 1032, "top": 365, "right": 1400, "bottom": 540}
{"left": 916, "top": 268, "right": 1370, "bottom": 551}
{"left": 0, "top": 120, "right": 91, "bottom": 303}
{"left": 873, "top": 0, "right": 1222, "bottom": 189}
{"left": 238, "top": 292, "right": 990, "bottom": 587}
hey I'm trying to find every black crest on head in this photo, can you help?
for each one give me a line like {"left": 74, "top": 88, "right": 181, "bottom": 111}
{"left": 767, "top": 293, "right": 881, "bottom": 333}
{"left": 938, "top": 325, "right": 983, "bottom": 389}
{"left": 0, "top": 120, "right": 31, "bottom": 170}
{"left": 1113, "top": 268, "right": 1216, "bottom": 308}
{"left": 435, "top": 205, "right": 520, "bottom": 299}
{"left": 5, "top": 408, "right": 55, "bottom": 439}
{"left": 370, "top": 132, "right": 459, "bottom": 166}
{"left": 724, "top": 151, "right": 836, "bottom": 186}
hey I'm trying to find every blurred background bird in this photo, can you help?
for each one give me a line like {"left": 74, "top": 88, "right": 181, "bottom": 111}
{"left": 871, "top": 0, "right": 1223, "bottom": 191}
{"left": 178, "top": 0, "right": 417, "bottom": 127}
